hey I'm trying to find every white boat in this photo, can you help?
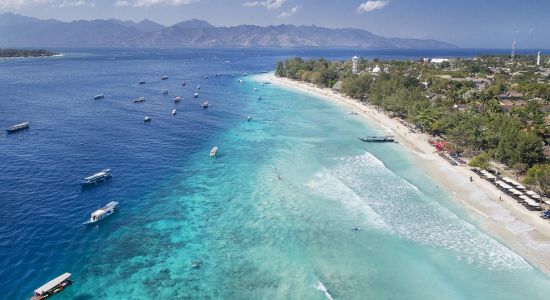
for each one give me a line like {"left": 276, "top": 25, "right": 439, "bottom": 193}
{"left": 144, "top": 116, "right": 152, "bottom": 122}
{"left": 174, "top": 96, "right": 182, "bottom": 103}
{"left": 247, "top": 116, "right": 252, "bottom": 122}
{"left": 172, "top": 109, "right": 177, "bottom": 115}
{"left": 202, "top": 101, "right": 209, "bottom": 108}
{"left": 80, "top": 169, "right": 111, "bottom": 185}
{"left": 93, "top": 94, "right": 104, "bottom": 100}
{"left": 197, "top": 85, "right": 201, "bottom": 90}
{"left": 161, "top": 75, "right": 168, "bottom": 80}
{"left": 210, "top": 146, "right": 218, "bottom": 157}
{"left": 30, "top": 273, "right": 72, "bottom": 300}
{"left": 83, "top": 201, "right": 119, "bottom": 225}
{"left": 194, "top": 92, "right": 199, "bottom": 98}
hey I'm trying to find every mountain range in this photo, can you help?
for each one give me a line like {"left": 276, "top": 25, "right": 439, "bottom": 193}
{"left": 0, "top": 13, "right": 457, "bottom": 49}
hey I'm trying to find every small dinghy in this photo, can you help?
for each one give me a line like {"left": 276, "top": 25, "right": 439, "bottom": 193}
{"left": 144, "top": 116, "right": 152, "bottom": 123}
{"left": 161, "top": 75, "right": 168, "bottom": 80}
{"left": 181, "top": 81, "right": 186, "bottom": 86}
{"left": 161, "top": 89, "right": 168, "bottom": 95}
{"left": 174, "top": 96, "right": 182, "bottom": 103}
{"left": 133, "top": 97, "right": 145, "bottom": 104}
{"left": 202, "top": 101, "right": 209, "bottom": 109}
{"left": 138, "top": 81, "right": 146, "bottom": 85}
{"left": 194, "top": 92, "right": 199, "bottom": 98}
{"left": 93, "top": 94, "right": 104, "bottom": 100}
{"left": 172, "top": 109, "right": 177, "bottom": 115}
{"left": 210, "top": 146, "right": 218, "bottom": 157}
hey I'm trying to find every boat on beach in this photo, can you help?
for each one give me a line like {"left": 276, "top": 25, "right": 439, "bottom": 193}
{"left": 6, "top": 121, "right": 29, "bottom": 133}
{"left": 358, "top": 136, "right": 395, "bottom": 143}
{"left": 93, "top": 94, "right": 104, "bottom": 100}
{"left": 30, "top": 273, "right": 72, "bottom": 300}
{"left": 80, "top": 169, "right": 111, "bottom": 185}
{"left": 210, "top": 146, "right": 218, "bottom": 157}
{"left": 83, "top": 201, "right": 119, "bottom": 225}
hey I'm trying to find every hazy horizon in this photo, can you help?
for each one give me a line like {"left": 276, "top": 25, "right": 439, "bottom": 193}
{"left": 0, "top": 0, "right": 549, "bottom": 48}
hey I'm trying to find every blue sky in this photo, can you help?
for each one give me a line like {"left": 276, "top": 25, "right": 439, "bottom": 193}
{"left": 1, "top": 0, "right": 549, "bottom": 48}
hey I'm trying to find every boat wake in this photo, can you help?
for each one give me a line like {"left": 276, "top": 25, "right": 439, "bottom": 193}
{"left": 309, "top": 151, "right": 531, "bottom": 271}
{"left": 314, "top": 281, "right": 334, "bottom": 300}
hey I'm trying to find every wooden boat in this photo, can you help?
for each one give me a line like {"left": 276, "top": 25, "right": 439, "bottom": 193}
{"left": 80, "top": 169, "right": 111, "bottom": 186}
{"left": 30, "top": 273, "right": 72, "bottom": 300}
{"left": 83, "top": 201, "right": 119, "bottom": 225}
{"left": 6, "top": 122, "right": 29, "bottom": 133}
{"left": 358, "top": 136, "right": 395, "bottom": 143}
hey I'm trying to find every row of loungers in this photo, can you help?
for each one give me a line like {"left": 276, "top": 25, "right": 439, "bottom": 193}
{"left": 472, "top": 168, "right": 547, "bottom": 212}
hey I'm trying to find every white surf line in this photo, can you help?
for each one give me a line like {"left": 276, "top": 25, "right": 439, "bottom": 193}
{"left": 314, "top": 281, "right": 334, "bottom": 300}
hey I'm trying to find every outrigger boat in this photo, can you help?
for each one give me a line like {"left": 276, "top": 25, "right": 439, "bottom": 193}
{"left": 174, "top": 96, "right": 182, "bottom": 103}
{"left": 133, "top": 97, "right": 145, "bottom": 104}
{"left": 83, "top": 201, "right": 119, "bottom": 225}
{"left": 30, "top": 273, "right": 72, "bottom": 300}
{"left": 210, "top": 146, "right": 218, "bottom": 157}
{"left": 6, "top": 121, "right": 29, "bottom": 133}
{"left": 80, "top": 169, "right": 111, "bottom": 186}
{"left": 161, "top": 75, "right": 168, "bottom": 80}
{"left": 358, "top": 136, "right": 395, "bottom": 143}
{"left": 93, "top": 94, "right": 104, "bottom": 100}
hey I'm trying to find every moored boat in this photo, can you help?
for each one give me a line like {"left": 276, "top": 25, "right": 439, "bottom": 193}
{"left": 197, "top": 84, "right": 201, "bottom": 90}
{"left": 138, "top": 81, "right": 146, "bottom": 85}
{"left": 161, "top": 89, "right": 168, "bottom": 95}
{"left": 83, "top": 201, "right": 119, "bottom": 225}
{"left": 80, "top": 169, "right": 111, "bottom": 185}
{"left": 358, "top": 136, "right": 395, "bottom": 143}
{"left": 172, "top": 109, "right": 177, "bottom": 115}
{"left": 30, "top": 273, "right": 72, "bottom": 300}
{"left": 6, "top": 121, "right": 30, "bottom": 133}
{"left": 210, "top": 146, "right": 218, "bottom": 157}
{"left": 133, "top": 97, "right": 145, "bottom": 104}
{"left": 174, "top": 96, "right": 182, "bottom": 103}
{"left": 161, "top": 75, "right": 168, "bottom": 80}
{"left": 247, "top": 116, "right": 252, "bottom": 122}
{"left": 202, "top": 101, "right": 209, "bottom": 108}
{"left": 93, "top": 94, "right": 104, "bottom": 100}
{"left": 181, "top": 81, "right": 186, "bottom": 86}
{"left": 194, "top": 92, "right": 199, "bottom": 98}
{"left": 144, "top": 116, "right": 152, "bottom": 122}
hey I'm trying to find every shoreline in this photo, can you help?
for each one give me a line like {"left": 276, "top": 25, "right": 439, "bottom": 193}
{"left": 257, "top": 73, "right": 550, "bottom": 276}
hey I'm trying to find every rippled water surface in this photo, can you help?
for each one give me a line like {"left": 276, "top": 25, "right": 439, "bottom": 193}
{"left": 1, "top": 48, "right": 550, "bottom": 299}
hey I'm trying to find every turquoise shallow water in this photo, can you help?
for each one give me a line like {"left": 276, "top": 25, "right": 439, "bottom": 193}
{"left": 2, "top": 49, "right": 550, "bottom": 299}
{"left": 70, "top": 76, "right": 550, "bottom": 299}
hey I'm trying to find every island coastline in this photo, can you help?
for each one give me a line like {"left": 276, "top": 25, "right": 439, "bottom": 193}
{"left": 257, "top": 72, "right": 550, "bottom": 275}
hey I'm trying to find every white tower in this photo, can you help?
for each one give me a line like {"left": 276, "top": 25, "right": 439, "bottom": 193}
{"left": 511, "top": 39, "right": 516, "bottom": 62}
{"left": 352, "top": 55, "right": 359, "bottom": 74}
{"left": 537, "top": 51, "right": 541, "bottom": 66}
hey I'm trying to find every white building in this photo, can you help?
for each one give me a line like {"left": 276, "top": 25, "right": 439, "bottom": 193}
{"left": 352, "top": 55, "right": 359, "bottom": 74}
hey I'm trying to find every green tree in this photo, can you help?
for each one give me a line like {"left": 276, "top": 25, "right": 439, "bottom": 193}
{"left": 523, "top": 164, "right": 550, "bottom": 195}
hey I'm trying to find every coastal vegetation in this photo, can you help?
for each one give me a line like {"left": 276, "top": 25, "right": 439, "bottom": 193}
{"left": 275, "top": 55, "right": 549, "bottom": 185}
{"left": 0, "top": 48, "right": 57, "bottom": 58}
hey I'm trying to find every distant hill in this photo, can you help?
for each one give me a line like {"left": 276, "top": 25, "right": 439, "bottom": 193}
{"left": 0, "top": 13, "right": 457, "bottom": 49}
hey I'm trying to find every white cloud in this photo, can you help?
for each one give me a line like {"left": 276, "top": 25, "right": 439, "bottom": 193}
{"left": 278, "top": 5, "right": 299, "bottom": 18}
{"left": 357, "top": 0, "right": 389, "bottom": 13}
{"left": 243, "top": 0, "right": 287, "bottom": 10}
{"left": 115, "top": 0, "right": 196, "bottom": 6}
{"left": 0, "top": 0, "right": 94, "bottom": 8}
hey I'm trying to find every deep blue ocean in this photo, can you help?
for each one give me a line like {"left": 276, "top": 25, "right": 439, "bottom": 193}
{"left": 1, "top": 48, "right": 550, "bottom": 299}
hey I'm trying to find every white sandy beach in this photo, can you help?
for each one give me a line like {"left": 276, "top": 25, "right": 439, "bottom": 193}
{"left": 258, "top": 73, "right": 550, "bottom": 275}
